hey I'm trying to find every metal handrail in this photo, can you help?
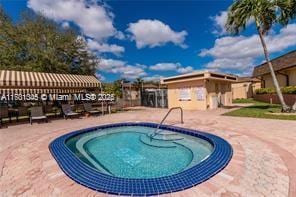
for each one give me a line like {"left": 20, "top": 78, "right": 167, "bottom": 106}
{"left": 150, "top": 107, "right": 184, "bottom": 139}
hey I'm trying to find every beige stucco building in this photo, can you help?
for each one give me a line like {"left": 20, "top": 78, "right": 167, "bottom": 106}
{"left": 232, "top": 77, "right": 261, "bottom": 99}
{"left": 253, "top": 50, "right": 296, "bottom": 88}
{"left": 161, "top": 71, "right": 237, "bottom": 110}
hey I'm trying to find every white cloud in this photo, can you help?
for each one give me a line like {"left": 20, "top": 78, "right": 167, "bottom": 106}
{"left": 211, "top": 11, "right": 228, "bottom": 35}
{"left": 127, "top": 19, "right": 187, "bottom": 49}
{"left": 95, "top": 73, "right": 105, "bottom": 81}
{"left": 98, "top": 59, "right": 147, "bottom": 79}
{"left": 99, "top": 59, "right": 126, "bottom": 71}
{"left": 135, "top": 63, "right": 147, "bottom": 69}
{"left": 210, "top": 11, "right": 254, "bottom": 36}
{"left": 150, "top": 62, "right": 193, "bottom": 74}
{"left": 199, "top": 35, "right": 261, "bottom": 59}
{"left": 143, "top": 75, "right": 163, "bottom": 82}
{"left": 120, "top": 65, "right": 147, "bottom": 79}
{"left": 27, "top": 0, "right": 117, "bottom": 41}
{"left": 61, "top": 21, "right": 70, "bottom": 29}
{"left": 99, "top": 59, "right": 194, "bottom": 81}
{"left": 177, "top": 66, "right": 194, "bottom": 74}
{"left": 205, "top": 58, "right": 253, "bottom": 70}
{"left": 150, "top": 63, "right": 180, "bottom": 71}
{"left": 200, "top": 24, "right": 296, "bottom": 74}
{"left": 87, "top": 39, "right": 124, "bottom": 56}
{"left": 28, "top": 0, "right": 126, "bottom": 56}
{"left": 115, "top": 31, "right": 125, "bottom": 40}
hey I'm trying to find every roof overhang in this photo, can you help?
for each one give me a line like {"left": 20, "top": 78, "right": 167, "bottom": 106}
{"left": 252, "top": 50, "right": 296, "bottom": 77}
{"left": 161, "top": 71, "right": 237, "bottom": 84}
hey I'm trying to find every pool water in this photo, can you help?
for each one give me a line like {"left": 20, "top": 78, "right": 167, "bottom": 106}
{"left": 66, "top": 126, "right": 213, "bottom": 179}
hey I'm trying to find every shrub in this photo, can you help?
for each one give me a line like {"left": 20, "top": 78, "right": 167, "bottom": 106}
{"left": 256, "top": 86, "right": 296, "bottom": 94}
{"left": 256, "top": 87, "right": 276, "bottom": 94}
{"left": 282, "top": 86, "right": 296, "bottom": 94}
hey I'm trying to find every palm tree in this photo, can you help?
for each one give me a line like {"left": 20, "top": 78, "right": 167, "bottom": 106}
{"left": 134, "top": 78, "right": 144, "bottom": 92}
{"left": 226, "top": 0, "right": 295, "bottom": 112}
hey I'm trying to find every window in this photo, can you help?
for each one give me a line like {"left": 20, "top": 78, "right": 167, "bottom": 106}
{"left": 179, "top": 88, "right": 191, "bottom": 101}
{"left": 196, "top": 87, "right": 205, "bottom": 101}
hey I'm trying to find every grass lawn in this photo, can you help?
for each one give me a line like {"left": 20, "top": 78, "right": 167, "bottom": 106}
{"left": 233, "top": 98, "right": 257, "bottom": 104}
{"left": 224, "top": 99, "right": 296, "bottom": 121}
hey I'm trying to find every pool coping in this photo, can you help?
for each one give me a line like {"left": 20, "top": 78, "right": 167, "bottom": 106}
{"left": 49, "top": 122, "right": 233, "bottom": 196}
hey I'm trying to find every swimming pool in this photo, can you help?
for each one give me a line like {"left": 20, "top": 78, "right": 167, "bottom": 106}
{"left": 50, "top": 122, "right": 232, "bottom": 196}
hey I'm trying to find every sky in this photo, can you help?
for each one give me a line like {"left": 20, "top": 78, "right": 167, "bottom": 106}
{"left": 1, "top": 0, "right": 296, "bottom": 82}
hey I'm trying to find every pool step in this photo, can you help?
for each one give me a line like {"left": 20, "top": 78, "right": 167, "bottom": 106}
{"left": 147, "top": 130, "right": 184, "bottom": 141}
{"left": 151, "top": 134, "right": 184, "bottom": 141}
{"left": 174, "top": 139, "right": 213, "bottom": 169}
{"left": 139, "top": 134, "right": 176, "bottom": 148}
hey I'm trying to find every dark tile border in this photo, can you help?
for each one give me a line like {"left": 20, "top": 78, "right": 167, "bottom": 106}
{"left": 49, "top": 122, "right": 232, "bottom": 196}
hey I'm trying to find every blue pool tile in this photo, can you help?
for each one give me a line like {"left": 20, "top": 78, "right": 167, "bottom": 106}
{"left": 49, "top": 122, "right": 232, "bottom": 196}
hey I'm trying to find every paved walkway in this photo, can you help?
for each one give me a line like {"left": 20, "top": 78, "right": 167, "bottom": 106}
{"left": 0, "top": 107, "right": 295, "bottom": 196}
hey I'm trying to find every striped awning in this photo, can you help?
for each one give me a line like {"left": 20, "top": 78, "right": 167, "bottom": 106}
{"left": 0, "top": 70, "right": 101, "bottom": 95}
{"left": 0, "top": 70, "right": 100, "bottom": 88}
{"left": 0, "top": 88, "right": 86, "bottom": 95}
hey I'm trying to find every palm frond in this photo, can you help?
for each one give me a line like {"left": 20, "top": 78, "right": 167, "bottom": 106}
{"left": 225, "top": 0, "right": 294, "bottom": 35}
{"left": 225, "top": 0, "right": 256, "bottom": 34}
{"left": 277, "top": 0, "right": 296, "bottom": 25}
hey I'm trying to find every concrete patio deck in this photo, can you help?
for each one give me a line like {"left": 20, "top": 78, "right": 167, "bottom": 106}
{"left": 0, "top": 107, "right": 296, "bottom": 196}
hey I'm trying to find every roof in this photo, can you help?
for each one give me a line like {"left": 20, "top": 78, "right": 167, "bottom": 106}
{"left": 122, "top": 83, "right": 136, "bottom": 88}
{"left": 122, "top": 83, "right": 166, "bottom": 89}
{"left": 253, "top": 50, "right": 296, "bottom": 77}
{"left": 0, "top": 70, "right": 100, "bottom": 94}
{"left": 236, "top": 77, "right": 261, "bottom": 83}
{"left": 143, "top": 83, "right": 168, "bottom": 89}
{"left": 161, "top": 71, "right": 237, "bottom": 84}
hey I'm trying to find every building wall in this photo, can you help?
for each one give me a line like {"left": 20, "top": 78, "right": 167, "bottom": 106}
{"left": 232, "top": 82, "right": 249, "bottom": 99}
{"left": 167, "top": 80, "right": 207, "bottom": 110}
{"left": 232, "top": 82, "right": 261, "bottom": 99}
{"left": 262, "top": 67, "right": 296, "bottom": 88}
{"left": 123, "top": 89, "right": 140, "bottom": 100}
{"left": 167, "top": 79, "right": 233, "bottom": 110}
{"left": 206, "top": 80, "right": 233, "bottom": 107}
{"left": 263, "top": 74, "right": 287, "bottom": 87}
{"left": 253, "top": 82, "right": 262, "bottom": 92}
{"left": 130, "top": 90, "right": 140, "bottom": 100}
{"left": 288, "top": 67, "right": 296, "bottom": 86}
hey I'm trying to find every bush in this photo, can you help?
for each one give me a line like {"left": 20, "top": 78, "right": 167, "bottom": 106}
{"left": 256, "top": 88, "right": 276, "bottom": 94}
{"left": 256, "top": 86, "right": 296, "bottom": 94}
{"left": 282, "top": 86, "right": 296, "bottom": 94}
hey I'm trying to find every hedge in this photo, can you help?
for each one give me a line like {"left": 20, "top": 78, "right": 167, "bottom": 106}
{"left": 256, "top": 86, "right": 296, "bottom": 94}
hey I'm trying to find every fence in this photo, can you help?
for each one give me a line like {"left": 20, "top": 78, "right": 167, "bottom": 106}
{"left": 141, "top": 89, "right": 168, "bottom": 108}
{"left": 116, "top": 99, "right": 141, "bottom": 108}
{"left": 254, "top": 94, "right": 296, "bottom": 105}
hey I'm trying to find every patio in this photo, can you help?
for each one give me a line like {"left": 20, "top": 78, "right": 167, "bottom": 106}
{"left": 0, "top": 107, "right": 295, "bottom": 196}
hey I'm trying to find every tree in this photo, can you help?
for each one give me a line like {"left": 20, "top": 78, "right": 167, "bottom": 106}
{"left": 0, "top": 7, "right": 20, "bottom": 70}
{"left": 0, "top": 8, "right": 97, "bottom": 75}
{"left": 226, "top": 0, "right": 295, "bottom": 112}
{"left": 133, "top": 78, "right": 144, "bottom": 91}
{"left": 103, "top": 80, "right": 123, "bottom": 98}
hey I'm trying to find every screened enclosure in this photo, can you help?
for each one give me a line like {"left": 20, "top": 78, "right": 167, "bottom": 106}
{"left": 141, "top": 89, "right": 168, "bottom": 108}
